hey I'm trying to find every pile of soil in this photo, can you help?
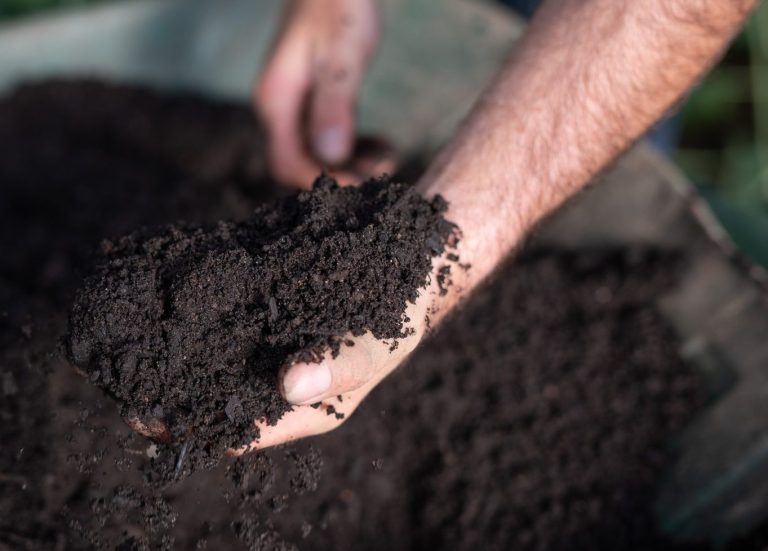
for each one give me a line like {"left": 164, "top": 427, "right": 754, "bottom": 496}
{"left": 0, "top": 80, "right": 762, "bottom": 550}
{"left": 290, "top": 249, "right": 699, "bottom": 550}
{"left": 0, "top": 80, "right": 277, "bottom": 550}
{"left": 65, "top": 174, "right": 453, "bottom": 475}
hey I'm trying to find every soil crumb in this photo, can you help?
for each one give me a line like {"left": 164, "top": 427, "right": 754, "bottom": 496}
{"left": 65, "top": 174, "right": 454, "bottom": 477}
{"left": 3, "top": 80, "right": 763, "bottom": 551}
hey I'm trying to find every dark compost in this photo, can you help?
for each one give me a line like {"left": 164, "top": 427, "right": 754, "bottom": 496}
{"left": 1, "top": 80, "right": 754, "bottom": 551}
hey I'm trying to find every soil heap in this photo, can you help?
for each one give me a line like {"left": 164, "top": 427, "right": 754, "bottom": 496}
{"left": 65, "top": 174, "right": 454, "bottom": 473}
{"left": 5, "top": 80, "right": 763, "bottom": 551}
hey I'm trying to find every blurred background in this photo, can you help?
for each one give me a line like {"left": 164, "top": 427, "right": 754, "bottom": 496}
{"left": 0, "top": 0, "right": 104, "bottom": 20}
{"left": 2, "top": 0, "right": 767, "bottom": 267}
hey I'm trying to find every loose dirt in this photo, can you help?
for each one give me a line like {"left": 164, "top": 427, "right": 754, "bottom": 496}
{"left": 65, "top": 173, "right": 453, "bottom": 479}
{"left": 0, "top": 80, "right": 760, "bottom": 550}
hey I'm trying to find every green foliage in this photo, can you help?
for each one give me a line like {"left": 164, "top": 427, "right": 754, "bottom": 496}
{"left": 676, "top": 4, "right": 768, "bottom": 267}
{"left": 0, "top": 0, "right": 105, "bottom": 20}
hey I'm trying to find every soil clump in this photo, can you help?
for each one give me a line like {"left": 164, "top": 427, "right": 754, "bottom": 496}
{"left": 65, "top": 173, "right": 453, "bottom": 475}
{"left": 1, "top": 80, "right": 762, "bottom": 550}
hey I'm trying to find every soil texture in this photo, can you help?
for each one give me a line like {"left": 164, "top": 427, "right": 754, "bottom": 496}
{"left": 1, "top": 80, "right": 763, "bottom": 550}
{"left": 65, "top": 173, "right": 453, "bottom": 473}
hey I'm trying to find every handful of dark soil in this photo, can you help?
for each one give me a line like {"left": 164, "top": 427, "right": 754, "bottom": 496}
{"left": 65, "top": 174, "right": 454, "bottom": 467}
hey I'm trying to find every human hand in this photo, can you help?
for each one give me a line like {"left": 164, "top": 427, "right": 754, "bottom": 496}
{"left": 255, "top": 0, "right": 390, "bottom": 188}
{"left": 248, "top": 0, "right": 762, "bottom": 448}
{"left": 240, "top": 259, "right": 459, "bottom": 452}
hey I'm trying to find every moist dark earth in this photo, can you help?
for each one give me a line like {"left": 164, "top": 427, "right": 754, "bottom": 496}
{"left": 65, "top": 173, "right": 453, "bottom": 477}
{"left": 0, "top": 80, "right": 764, "bottom": 550}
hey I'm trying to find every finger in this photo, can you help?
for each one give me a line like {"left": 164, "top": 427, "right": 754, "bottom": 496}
{"left": 280, "top": 333, "right": 383, "bottom": 406}
{"left": 255, "top": 36, "right": 320, "bottom": 189}
{"left": 309, "top": 2, "right": 378, "bottom": 166}
{"left": 308, "top": 61, "right": 359, "bottom": 166}
{"left": 280, "top": 311, "right": 425, "bottom": 407}
{"left": 236, "top": 290, "right": 432, "bottom": 452}
{"left": 242, "top": 371, "right": 379, "bottom": 452}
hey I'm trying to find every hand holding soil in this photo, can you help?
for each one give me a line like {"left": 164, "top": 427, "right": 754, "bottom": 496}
{"left": 65, "top": 0, "right": 758, "bottom": 469}
{"left": 66, "top": 175, "right": 457, "bottom": 470}
{"left": 251, "top": 0, "right": 761, "bottom": 454}
{"left": 250, "top": 267, "right": 442, "bottom": 450}
{"left": 2, "top": 0, "right": 764, "bottom": 545}
{"left": 0, "top": 79, "right": 720, "bottom": 550}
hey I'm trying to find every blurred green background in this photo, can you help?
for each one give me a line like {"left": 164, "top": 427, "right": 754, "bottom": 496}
{"left": 0, "top": 0, "right": 104, "bottom": 19}
{"left": 675, "top": 5, "right": 768, "bottom": 268}
{"left": 2, "top": 0, "right": 767, "bottom": 267}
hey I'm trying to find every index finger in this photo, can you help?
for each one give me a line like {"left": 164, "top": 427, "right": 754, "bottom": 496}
{"left": 255, "top": 38, "right": 320, "bottom": 188}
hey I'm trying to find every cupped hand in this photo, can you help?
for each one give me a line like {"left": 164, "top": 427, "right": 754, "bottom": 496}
{"left": 124, "top": 266, "right": 449, "bottom": 453}
{"left": 237, "top": 263, "right": 456, "bottom": 452}
{"left": 255, "top": 0, "right": 383, "bottom": 188}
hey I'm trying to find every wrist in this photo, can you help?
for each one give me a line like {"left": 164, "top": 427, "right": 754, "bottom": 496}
{"left": 417, "top": 155, "right": 526, "bottom": 303}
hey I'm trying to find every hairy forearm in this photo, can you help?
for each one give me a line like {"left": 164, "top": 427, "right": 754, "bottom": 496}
{"left": 420, "top": 0, "right": 758, "bottom": 312}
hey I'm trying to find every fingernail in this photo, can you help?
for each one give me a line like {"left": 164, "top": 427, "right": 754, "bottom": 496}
{"left": 314, "top": 127, "right": 348, "bottom": 164}
{"left": 282, "top": 362, "right": 332, "bottom": 405}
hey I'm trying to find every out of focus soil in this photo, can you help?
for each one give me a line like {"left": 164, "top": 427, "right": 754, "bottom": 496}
{"left": 0, "top": 80, "right": 759, "bottom": 550}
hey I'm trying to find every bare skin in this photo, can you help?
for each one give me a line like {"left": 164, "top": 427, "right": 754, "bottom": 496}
{"left": 245, "top": 0, "right": 759, "bottom": 451}
{"left": 254, "top": 0, "right": 382, "bottom": 186}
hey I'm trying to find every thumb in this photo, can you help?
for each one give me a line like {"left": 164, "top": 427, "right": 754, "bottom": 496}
{"left": 280, "top": 334, "right": 380, "bottom": 405}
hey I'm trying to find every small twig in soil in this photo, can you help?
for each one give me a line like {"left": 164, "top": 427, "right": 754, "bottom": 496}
{"left": 174, "top": 440, "right": 191, "bottom": 480}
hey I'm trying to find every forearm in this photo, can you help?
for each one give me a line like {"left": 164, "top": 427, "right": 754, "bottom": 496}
{"left": 421, "top": 0, "right": 758, "bottom": 313}
{"left": 252, "top": 0, "right": 758, "bottom": 447}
